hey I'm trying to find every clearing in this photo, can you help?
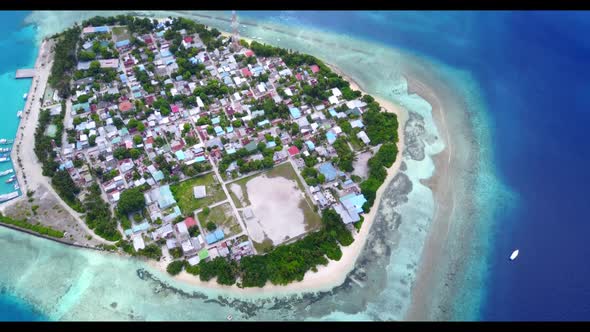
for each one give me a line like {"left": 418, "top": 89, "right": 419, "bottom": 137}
{"left": 230, "top": 163, "right": 322, "bottom": 249}
{"left": 170, "top": 172, "right": 227, "bottom": 214}
{"left": 197, "top": 202, "right": 242, "bottom": 238}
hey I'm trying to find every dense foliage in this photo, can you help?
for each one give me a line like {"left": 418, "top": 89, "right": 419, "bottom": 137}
{"left": 49, "top": 26, "right": 81, "bottom": 97}
{"left": 166, "top": 260, "right": 185, "bottom": 276}
{"left": 362, "top": 108, "right": 399, "bottom": 146}
{"left": 360, "top": 142, "right": 399, "bottom": 210}
{"left": 117, "top": 188, "right": 146, "bottom": 215}
{"left": 84, "top": 183, "right": 121, "bottom": 241}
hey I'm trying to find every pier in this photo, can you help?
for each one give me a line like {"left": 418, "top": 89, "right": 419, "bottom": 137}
{"left": 15, "top": 68, "right": 35, "bottom": 79}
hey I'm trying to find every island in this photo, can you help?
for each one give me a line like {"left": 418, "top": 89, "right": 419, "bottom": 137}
{"left": 0, "top": 15, "right": 401, "bottom": 290}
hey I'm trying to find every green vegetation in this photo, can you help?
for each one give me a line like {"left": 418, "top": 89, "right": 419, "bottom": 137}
{"left": 197, "top": 203, "right": 241, "bottom": 237}
{"left": 84, "top": 183, "right": 121, "bottom": 241}
{"left": 0, "top": 214, "right": 64, "bottom": 238}
{"left": 362, "top": 108, "right": 399, "bottom": 146}
{"left": 117, "top": 240, "right": 162, "bottom": 260}
{"left": 117, "top": 188, "right": 146, "bottom": 215}
{"left": 49, "top": 26, "right": 81, "bottom": 97}
{"left": 166, "top": 260, "right": 185, "bottom": 276}
{"left": 360, "top": 142, "right": 399, "bottom": 211}
{"left": 193, "top": 209, "right": 351, "bottom": 288}
{"left": 170, "top": 173, "right": 227, "bottom": 214}
{"left": 333, "top": 137, "right": 355, "bottom": 172}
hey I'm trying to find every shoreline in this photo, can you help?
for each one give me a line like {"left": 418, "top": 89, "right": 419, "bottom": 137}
{"left": 145, "top": 57, "right": 408, "bottom": 295}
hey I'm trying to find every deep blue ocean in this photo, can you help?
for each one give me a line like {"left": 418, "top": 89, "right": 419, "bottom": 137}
{"left": 1, "top": 11, "right": 589, "bottom": 320}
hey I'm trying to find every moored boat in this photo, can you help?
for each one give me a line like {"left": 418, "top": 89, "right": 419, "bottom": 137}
{"left": 17, "top": 111, "right": 22, "bottom": 118}
{"left": 23, "top": 93, "right": 28, "bottom": 100}
{"left": 0, "top": 169, "right": 14, "bottom": 177}
{"left": 0, "top": 191, "right": 19, "bottom": 203}
{"left": 0, "top": 156, "right": 10, "bottom": 162}
{"left": 5, "top": 175, "right": 16, "bottom": 184}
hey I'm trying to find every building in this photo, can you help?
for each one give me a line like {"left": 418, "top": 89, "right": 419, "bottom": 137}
{"left": 289, "top": 107, "right": 302, "bottom": 119}
{"left": 193, "top": 185, "right": 207, "bottom": 199}
{"left": 132, "top": 235, "right": 145, "bottom": 251}
{"left": 288, "top": 145, "right": 300, "bottom": 156}
{"left": 357, "top": 131, "right": 371, "bottom": 145}
{"left": 318, "top": 162, "right": 338, "bottom": 182}
{"left": 157, "top": 185, "right": 177, "bottom": 209}
{"left": 184, "top": 217, "right": 197, "bottom": 229}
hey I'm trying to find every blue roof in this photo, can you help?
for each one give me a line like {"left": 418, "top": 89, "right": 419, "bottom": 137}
{"left": 318, "top": 162, "right": 338, "bottom": 182}
{"left": 211, "top": 117, "right": 220, "bottom": 125}
{"left": 120, "top": 74, "right": 127, "bottom": 83}
{"left": 329, "top": 108, "right": 338, "bottom": 117}
{"left": 214, "top": 229, "right": 225, "bottom": 240}
{"left": 160, "top": 49, "right": 172, "bottom": 57}
{"left": 257, "top": 119, "right": 270, "bottom": 127}
{"left": 115, "top": 39, "right": 130, "bottom": 48}
{"left": 350, "top": 119, "right": 364, "bottom": 128}
{"left": 214, "top": 126, "right": 224, "bottom": 135}
{"left": 158, "top": 185, "right": 177, "bottom": 209}
{"left": 133, "top": 92, "right": 142, "bottom": 98}
{"left": 289, "top": 107, "right": 302, "bottom": 119}
{"left": 94, "top": 26, "right": 109, "bottom": 33}
{"left": 195, "top": 156, "right": 206, "bottom": 162}
{"left": 153, "top": 170, "right": 164, "bottom": 181}
{"left": 305, "top": 140, "right": 315, "bottom": 151}
{"left": 225, "top": 126, "right": 234, "bottom": 133}
{"left": 72, "top": 102, "right": 90, "bottom": 112}
{"left": 266, "top": 141, "right": 276, "bottom": 149}
{"left": 326, "top": 132, "right": 337, "bottom": 144}
{"left": 132, "top": 222, "right": 150, "bottom": 233}
{"left": 190, "top": 57, "right": 199, "bottom": 64}
{"left": 206, "top": 233, "right": 218, "bottom": 245}
{"left": 175, "top": 150, "right": 186, "bottom": 160}
{"left": 340, "top": 193, "right": 367, "bottom": 214}
{"left": 156, "top": 31, "right": 165, "bottom": 37}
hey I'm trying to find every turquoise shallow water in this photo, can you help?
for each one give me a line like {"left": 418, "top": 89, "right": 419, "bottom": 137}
{"left": 0, "top": 11, "right": 37, "bottom": 197}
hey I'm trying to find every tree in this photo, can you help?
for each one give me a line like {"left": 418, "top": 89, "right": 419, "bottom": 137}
{"left": 167, "top": 260, "right": 184, "bottom": 276}
{"left": 133, "top": 135, "right": 143, "bottom": 145}
{"left": 206, "top": 221, "right": 216, "bottom": 231}
{"left": 117, "top": 188, "right": 146, "bottom": 215}
{"left": 202, "top": 206, "right": 210, "bottom": 215}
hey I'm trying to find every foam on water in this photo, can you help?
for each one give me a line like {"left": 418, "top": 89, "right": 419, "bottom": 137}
{"left": 0, "top": 10, "right": 511, "bottom": 321}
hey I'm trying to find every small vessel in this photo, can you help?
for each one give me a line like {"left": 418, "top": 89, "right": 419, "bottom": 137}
{"left": 0, "top": 147, "right": 11, "bottom": 152}
{"left": 0, "top": 139, "right": 14, "bottom": 145}
{"left": 0, "top": 169, "right": 14, "bottom": 177}
{"left": 510, "top": 249, "right": 519, "bottom": 261}
{"left": 13, "top": 183, "right": 19, "bottom": 190}
{"left": 5, "top": 175, "right": 16, "bottom": 184}
{"left": 23, "top": 93, "right": 28, "bottom": 100}
{"left": 0, "top": 156, "right": 10, "bottom": 163}
{"left": 17, "top": 111, "right": 22, "bottom": 118}
{"left": 227, "top": 314, "right": 233, "bottom": 321}
{"left": 0, "top": 191, "right": 19, "bottom": 203}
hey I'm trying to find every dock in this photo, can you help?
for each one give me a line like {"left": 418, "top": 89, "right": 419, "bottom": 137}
{"left": 15, "top": 69, "right": 35, "bottom": 79}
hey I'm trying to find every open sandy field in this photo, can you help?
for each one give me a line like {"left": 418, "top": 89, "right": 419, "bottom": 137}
{"left": 244, "top": 174, "right": 307, "bottom": 246}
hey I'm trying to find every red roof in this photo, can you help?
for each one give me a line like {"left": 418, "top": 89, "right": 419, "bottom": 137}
{"left": 241, "top": 68, "right": 252, "bottom": 77}
{"left": 295, "top": 73, "right": 302, "bottom": 81}
{"left": 244, "top": 50, "right": 254, "bottom": 57}
{"left": 288, "top": 146, "right": 300, "bottom": 156}
{"left": 310, "top": 65, "right": 320, "bottom": 73}
{"left": 184, "top": 217, "right": 197, "bottom": 228}
{"left": 184, "top": 36, "right": 193, "bottom": 43}
{"left": 145, "top": 95, "right": 155, "bottom": 105}
{"left": 171, "top": 105, "right": 180, "bottom": 113}
{"left": 118, "top": 100, "right": 134, "bottom": 112}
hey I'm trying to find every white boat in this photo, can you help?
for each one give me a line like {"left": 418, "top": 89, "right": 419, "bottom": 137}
{"left": 23, "top": 93, "right": 28, "bottom": 100}
{"left": 0, "top": 169, "right": 13, "bottom": 177}
{"left": 17, "top": 111, "right": 22, "bottom": 118}
{"left": 0, "top": 157, "right": 9, "bottom": 163}
{"left": 510, "top": 249, "right": 519, "bottom": 261}
{"left": 0, "top": 191, "right": 19, "bottom": 203}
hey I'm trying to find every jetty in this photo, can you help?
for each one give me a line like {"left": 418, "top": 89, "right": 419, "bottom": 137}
{"left": 15, "top": 68, "right": 35, "bottom": 79}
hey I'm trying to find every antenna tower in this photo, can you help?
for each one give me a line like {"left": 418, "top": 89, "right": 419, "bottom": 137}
{"left": 231, "top": 11, "right": 241, "bottom": 51}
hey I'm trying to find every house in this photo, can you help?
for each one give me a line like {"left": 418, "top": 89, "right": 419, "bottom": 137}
{"left": 328, "top": 95, "right": 339, "bottom": 105}
{"left": 310, "top": 65, "right": 320, "bottom": 73}
{"left": 350, "top": 119, "right": 364, "bottom": 129}
{"left": 340, "top": 193, "right": 367, "bottom": 214}
{"left": 193, "top": 185, "right": 207, "bottom": 199}
{"left": 158, "top": 185, "right": 177, "bottom": 209}
{"left": 326, "top": 131, "right": 337, "bottom": 145}
{"left": 318, "top": 162, "right": 338, "bottom": 182}
{"left": 182, "top": 36, "right": 193, "bottom": 48}
{"left": 185, "top": 217, "right": 197, "bottom": 229}
{"left": 332, "top": 87, "right": 342, "bottom": 97}
{"left": 357, "top": 131, "right": 371, "bottom": 145}
{"left": 132, "top": 235, "right": 145, "bottom": 251}
{"left": 287, "top": 145, "right": 300, "bottom": 157}
{"left": 119, "top": 101, "right": 134, "bottom": 113}
{"left": 305, "top": 140, "right": 315, "bottom": 151}
{"left": 289, "top": 107, "right": 302, "bottom": 119}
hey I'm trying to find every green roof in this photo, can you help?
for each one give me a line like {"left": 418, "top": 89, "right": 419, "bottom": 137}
{"left": 198, "top": 249, "right": 209, "bottom": 260}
